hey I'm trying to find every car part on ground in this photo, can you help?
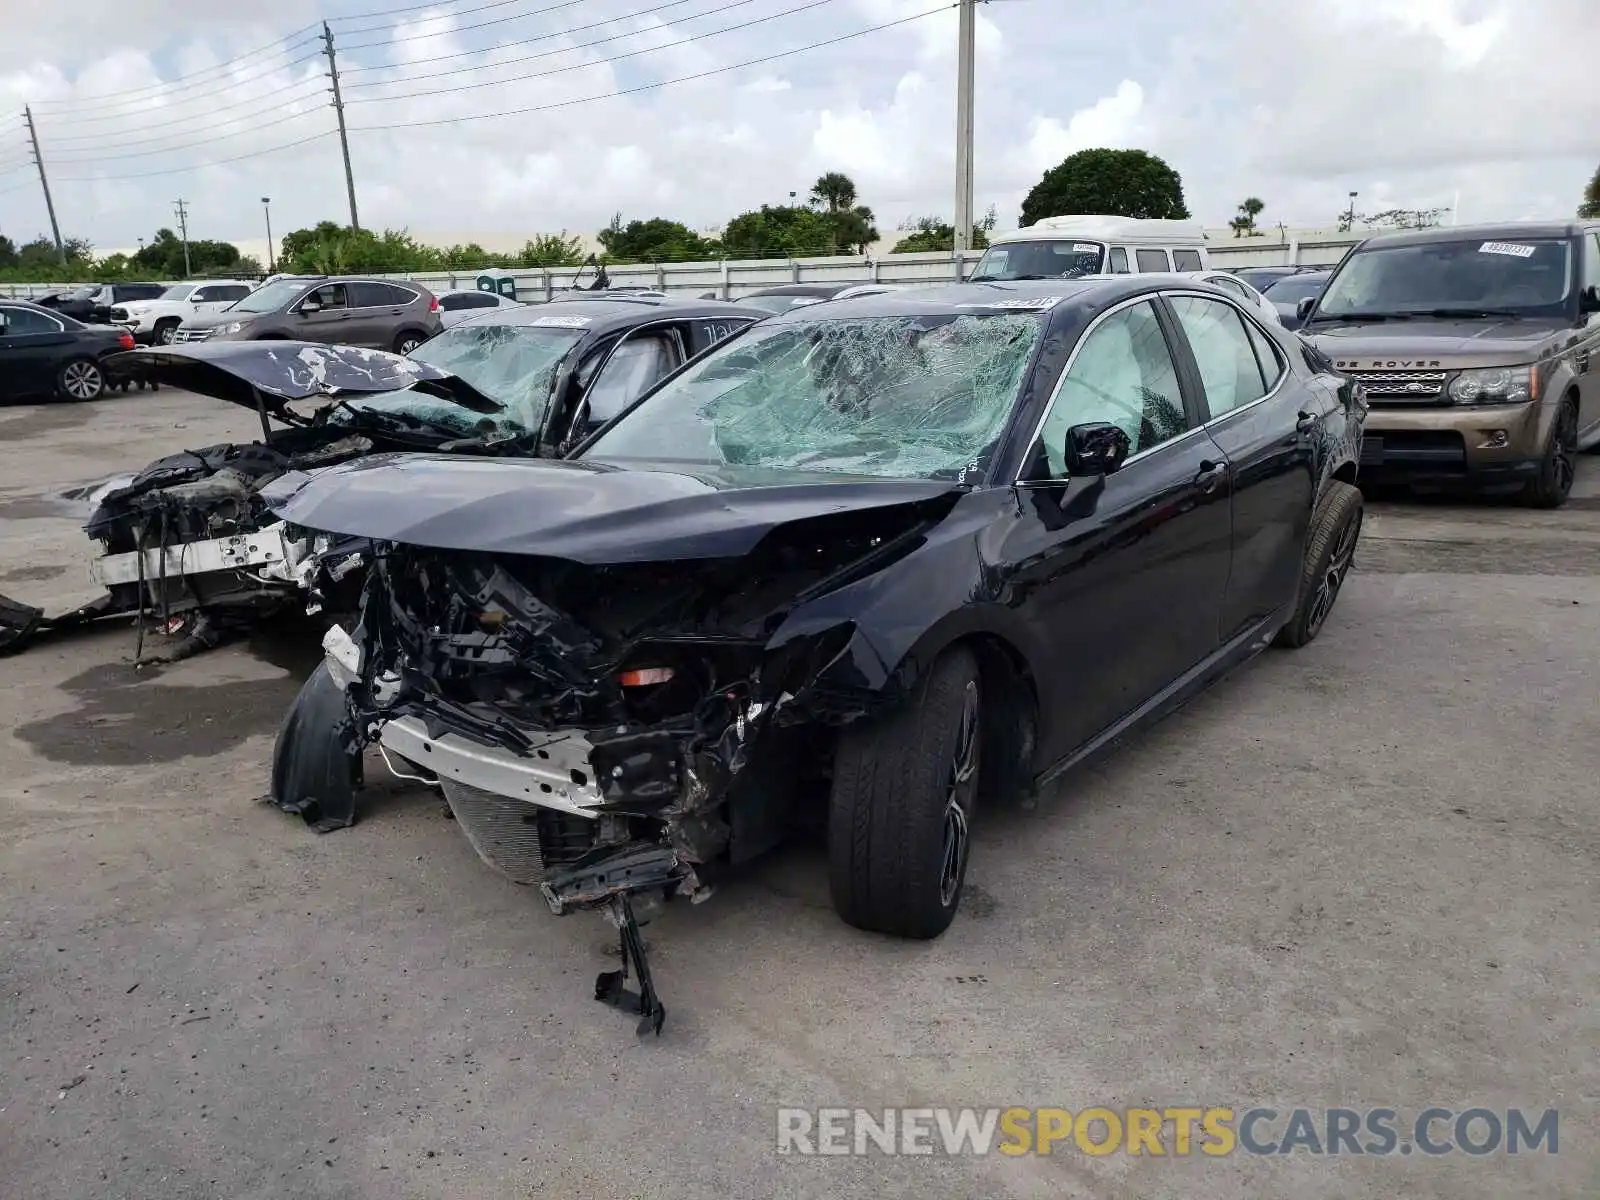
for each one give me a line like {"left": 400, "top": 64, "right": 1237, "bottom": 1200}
{"left": 267, "top": 277, "right": 1365, "bottom": 1036}
{"left": 1302, "top": 220, "right": 1600, "bottom": 507}
{"left": 0, "top": 301, "right": 137, "bottom": 403}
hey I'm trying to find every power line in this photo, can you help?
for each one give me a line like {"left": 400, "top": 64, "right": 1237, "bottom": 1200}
{"left": 352, "top": 3, "right": 953, "bottom": 132}
{"left": 342, "top": 0, "right": 705, "bottom": 83}
{"left": 340, "top": 0, "right": 588, "bottom": 50}
{"left": 34, "top": 46, "right": 327, "bottom": 125}
{"left": 345, "top": 0, "right": 837, "bottom": 104}
{"left": 332, "top": 0, "right": 567, "bottom": 37}
{"left": 52, "top": 127, "right": 337, "bottom": 182}
{"left": 45, "top": 80, "right": 329, "bottom": 153}
{"left": 29, "top": 27, "right": 322, "bottom": 110}
{"left": 45, "top": 104, "right": 330, "bottom": 164}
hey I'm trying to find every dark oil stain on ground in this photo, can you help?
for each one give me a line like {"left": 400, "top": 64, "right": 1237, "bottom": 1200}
{"left": 0, "top": 564, "right": 66, "bottom": 583}
{"left": 13, "top": 619, "right": 330, "bottom": 766}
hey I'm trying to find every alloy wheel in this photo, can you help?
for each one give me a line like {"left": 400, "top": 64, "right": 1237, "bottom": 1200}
{"left": 1552, "top": 406, "right": 1577, "bottom": 499}
{"left": 62, "top": 361, "right": 103, "bottom": 400}
{"left": 397, "top": 336, "right": 421, "bottom": 355}
{"left": 1306, "top": 509, "right": 1361, "bottom": 637}
{"left": 938, "top": 679, "right": 980, "bottom": 908}
{"left": 157, "top": 324, "right": 177, "bottom": 345}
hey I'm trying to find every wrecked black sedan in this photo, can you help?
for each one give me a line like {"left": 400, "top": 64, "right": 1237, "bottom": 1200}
{"left": 268, "top": 278, "right": 1366, "bottom": 1033}
{"left": 0, "top": 296, "right": 760, "bottom": 658}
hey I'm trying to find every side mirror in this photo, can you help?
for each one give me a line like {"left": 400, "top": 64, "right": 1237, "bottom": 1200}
{"left": 1063, "top": 422, "right": 1131, "bottom": 476}
{"left": 1296, "top": 296, "right": 1317, "bottom": 322}
{"left": 0, "top": 311, "right": 8, "bottom": 334}
{"left": 299, "top": 300, "right": 321, "bottom": 314}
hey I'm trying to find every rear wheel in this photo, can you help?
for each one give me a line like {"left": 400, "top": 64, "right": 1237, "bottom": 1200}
{"left": 57, "top": 358, "right": 106, "bottom": 402}
{"left": 393, "top": 331, "right": 424, "bottom": 355}
{"left": 828, "top": 646, "right": 981, "bottom": 939}
{"left": 1275, "top": 481, "right": 1362, "bottom": 649}
{"left": 1521, "top": 401, "right": 1577, "bottom": 509}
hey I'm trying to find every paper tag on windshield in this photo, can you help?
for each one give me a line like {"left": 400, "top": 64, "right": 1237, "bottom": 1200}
{"left": 1478, "top": 241, "right": 1536, "bottom": 258}
{"left": 970, "top": 295, "right": 1065, "bottom": 312}
{"left": 530, "top": 313, "right": 591, "bottom": 328}
{"left": 1072, "top": 243, "right": 1100, "bottom": 253}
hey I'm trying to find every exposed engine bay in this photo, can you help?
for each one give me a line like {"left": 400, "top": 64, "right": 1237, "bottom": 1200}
{"left": 272, "top": 498, "right": 951, "bottom": 1035}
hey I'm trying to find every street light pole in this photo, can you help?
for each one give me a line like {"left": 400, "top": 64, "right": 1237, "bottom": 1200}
{"left": 952, "top": 0, "right": 976, "bottom": 253}
{"left": 1345, "top": 191, "right": 1358, "bottom": 229}
{"left": 262, "top": 197, "right": 275, "bottom": 273}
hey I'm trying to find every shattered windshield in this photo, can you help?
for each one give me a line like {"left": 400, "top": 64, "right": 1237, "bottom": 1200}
{"left": 1315, "top": 239, "right": 1574, "bottom": 319}
{"left": 585, "top": 312, "right": 1044, "bottom": 480}
{"left": 971, "top": 240, "right": 1104, "bottom": 281}
{"left": 333, "top": 323, "right": 583, "bottom": 439}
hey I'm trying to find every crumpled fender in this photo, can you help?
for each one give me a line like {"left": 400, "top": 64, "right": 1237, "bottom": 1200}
{"left": 269, "top": 660, "right": 365, "bottom": 832}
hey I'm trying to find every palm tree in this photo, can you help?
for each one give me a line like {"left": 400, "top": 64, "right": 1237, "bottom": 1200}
{"left": 810, "top": 172, "right": 858, "bottom": 214}
{"left": 1229, "top": 196, "right": 1265, "bottom": 238}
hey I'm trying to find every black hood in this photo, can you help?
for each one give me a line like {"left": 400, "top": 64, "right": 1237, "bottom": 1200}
{"left": 262, "top": 455, "right": 963, "bottom": 563}
{"left": 106, "top": 342, "right": 502, "bottom": 426}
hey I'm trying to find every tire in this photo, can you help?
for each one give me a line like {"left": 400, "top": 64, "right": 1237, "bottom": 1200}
{"left": 1274, "top": 481, "right": 1363, "bottom": 649}
{"left": 393, "top": 331, "right": 424, "bottom": 355}
{"left": 57, "top": 358, "right": 106, "bottom": 402}
{"left": 828, "top": 645, "right": 981, "bottom": 939}
{"left": 153, "top": 319, "right": 179, "bottom": 346}
{"left": 1520, "top": 401, "right": 1577, "bottom": 509}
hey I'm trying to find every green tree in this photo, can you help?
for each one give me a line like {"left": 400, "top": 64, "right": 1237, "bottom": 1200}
{"left": 890, "top": 206, "right": 996, "bottom": 254}
{"left": 721, "top": 205, "right": 835, "bottom": 258}
{"left": 0, "top": 234, "right": 19, "bottom": 269}
{"left": 596, "top": 214, "right": 715, "bottom": 263}
{"left": 1577, "top": 164, "right": 1600, "bottom": 219}
{"left": 1229, "top": 196, "right": 1265, "bottom": 238}
{"left": 96, "top": 252, "right": 134, "bottom": 277}
{"left": 809, "top": 172, "right": 858, "bottom": 213}
{"left": 17, "top": 237, "right": 64, "bottom": 273}
{"left": 803, "top": 172, "right": 879, "bottom": 253}
{"left": 1020, "top": 148, "right": 1190, "bottom": 226}
{"left": 518, "top": 232, "right": 585, "bottom": 267}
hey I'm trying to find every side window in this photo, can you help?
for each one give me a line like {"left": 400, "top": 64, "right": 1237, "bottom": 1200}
{"left": 1107, "top": 247, "right": 1130, "bottom": 275}
{"left": 687, "top": 318, "right": 752, "bottom": 356}
{"left": 348, "top": 282, "right": 392, "bottom": 308}
{"left": 190, "top": 286, "right": 215, "bottom": 303}
{"left": 1168, "top": 295, "right": 1270, "bottom": 419}
{"left": 585, "top": 334, "right": 679, "bottom": 422}
{"left": 1243, "top": 320, "right": 1286, "bottom": 390}
{"left": 1, "top": 306, "right": 62, "bottom": 334}
{"left": 217, "top": 285, "right": 250, "bottom": 302}
{"left": 1584, "top": 233, "right": 1600, "bottom": 292}
{"left": 442, "top": 292, "right": 497, "bottom": 311}
{"left": 1135, "top": 248, "right": 1170, "bottom": 272}
{"left": 1039, "top": 300, "right": 1187, "bottom": 475}
{"left": 307, "top": 283, "right": 348, "bottom": 309}
{"left": 1172, "top": 249, "right": 1203, "bottom": 271}
{"left": 1212, "top": 276, "right": 1248, "bottom": 299}
{"left": 382, "top": 283, "right": 421, "bottom": 306}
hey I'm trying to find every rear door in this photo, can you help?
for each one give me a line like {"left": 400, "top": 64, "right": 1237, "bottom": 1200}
{"left": 344, "top": 281, "right": 401, "bottom": 347}
{"left": 0, "top": 305, "right": 75, "bottom": 397}
{"left": 1163, "top": 292, "right": 1320, "bottom": 640}
{"left": 1577, "top": 232, "right": 1600, "bottom": 439}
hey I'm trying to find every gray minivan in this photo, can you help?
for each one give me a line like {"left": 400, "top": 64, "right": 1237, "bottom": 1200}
{"left": 173, "top": 275, "right": 442, "bottom": 353}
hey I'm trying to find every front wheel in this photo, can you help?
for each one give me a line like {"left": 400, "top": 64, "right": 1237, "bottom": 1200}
{"left": 154, "top": 320, "right": 179, "bottom": 345}
{"left": 1521, "top": 402, "right": 1577, "bottom": 509}
{"left": 1275, "top": 481, "right": 1363, "bottom": 649}
{"left": 57, "top": 358, "right": 106, "bottom": 402}
{"left": 828, "top": 645, "right": 981, "bottom": 939}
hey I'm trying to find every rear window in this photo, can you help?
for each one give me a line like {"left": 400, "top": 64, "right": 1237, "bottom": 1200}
{"left": 1172, "top": 249, "right": 1202, "bottom": 271}
{"left": 441, "top": 292, "right": 499, "bottom": 311}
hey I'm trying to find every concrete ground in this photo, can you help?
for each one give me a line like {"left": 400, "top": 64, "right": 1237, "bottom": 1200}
{"left": 0, "top": 389, "right": 1595, "bottom": 1200}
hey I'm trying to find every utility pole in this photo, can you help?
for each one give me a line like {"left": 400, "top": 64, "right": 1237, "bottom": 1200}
{"left": 952, "top": 0, "right": 976, "bottom": 254}
{"left": 173, "top": 198, "right": 192, "bottom": 276}
{"left": 23, "top": 106, "right": 65, "bottom": 266}
{"left": 324, "top": 22, "right": 360, "bottom": 231}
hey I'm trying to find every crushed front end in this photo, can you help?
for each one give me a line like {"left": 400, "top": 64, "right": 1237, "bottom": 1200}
{"left": 280, "top": 511, "right": 939, "bottom": 1034}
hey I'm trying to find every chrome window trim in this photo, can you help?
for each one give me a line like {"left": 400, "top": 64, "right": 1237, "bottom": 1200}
{"left": 0, "top": 304, "right": 65, "bottom": 334}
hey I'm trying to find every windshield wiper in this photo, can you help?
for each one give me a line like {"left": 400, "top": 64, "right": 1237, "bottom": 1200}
{"left": 1413, "top": 307, "right": 1525, "bottom": 319}
{"left": 966, "top": 274, "right": 996, "bottom": 283}
{"left": 1306, "top": 311, "right": 1414, "bottom": 324}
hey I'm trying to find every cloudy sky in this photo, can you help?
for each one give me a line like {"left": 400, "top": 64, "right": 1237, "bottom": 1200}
{"left": 0, "top": 0, "right": 1594, "bottom": 255}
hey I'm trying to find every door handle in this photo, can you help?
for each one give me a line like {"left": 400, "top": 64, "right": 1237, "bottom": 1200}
{"left": 1295, "top": 411, "right": 1317, "bottom": 433}
{"left": 1195, "top": 460, "right": 1227, "bottom": 494}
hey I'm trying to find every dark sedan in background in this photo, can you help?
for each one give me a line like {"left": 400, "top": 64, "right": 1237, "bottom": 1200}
{"left": 0, "top": 300, "right": 135, "bottom": 401}
{"left": 269, "top": 276, "right": 1366, "bottom": 1034}
{"left": 1263, "top": 271, "right": 1333, "bottom": 330}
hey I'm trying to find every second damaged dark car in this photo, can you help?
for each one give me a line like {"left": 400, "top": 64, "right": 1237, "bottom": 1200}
{"left": 267, "top": 279, "right": 1367, "bottom": 1033}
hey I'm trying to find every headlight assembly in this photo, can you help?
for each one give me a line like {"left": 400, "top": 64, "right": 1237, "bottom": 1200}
{"left": 1449, "top": 365, "right": 1537, "bottom": 405}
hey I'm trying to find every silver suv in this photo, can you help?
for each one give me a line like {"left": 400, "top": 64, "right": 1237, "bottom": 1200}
{"left": 173, "top": 276, "right": 442, "bottom": 354}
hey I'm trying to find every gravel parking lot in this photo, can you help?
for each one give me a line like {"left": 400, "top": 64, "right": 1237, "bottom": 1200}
{"left": 2, "top": 389, "right": 1596, "bottom": 1199}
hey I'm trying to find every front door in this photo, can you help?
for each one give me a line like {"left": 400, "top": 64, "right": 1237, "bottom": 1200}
{"left": 293, "top": 282, "right": 353, "bottom": 344}
{"left": 995, "top": 298, "right": 1234, "bottom": 762}
{"left": 0, "top": 305, "right": 74, "bottom": 398}
{"left": 1164, "top": 293, "right": 1318, "bottom": 639}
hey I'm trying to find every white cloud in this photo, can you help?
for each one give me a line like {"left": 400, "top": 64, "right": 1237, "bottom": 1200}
{"left": 0, "top": 0, "right": 1593, "bottom": 258}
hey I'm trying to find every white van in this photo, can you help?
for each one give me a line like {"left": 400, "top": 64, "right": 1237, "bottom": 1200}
{"left": 968, "top": 215, "right": 1208, "bottom": 281}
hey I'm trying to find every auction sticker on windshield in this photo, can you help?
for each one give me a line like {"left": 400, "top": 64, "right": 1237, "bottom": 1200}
{"left": 1478, "top": 242, "right": 1537, "bottom": 258}
{"left": 530, "top": 313, "right": 593, "bottom": 328}
{"left": 963, "top": 296, "right": 1065, "bottom": 312}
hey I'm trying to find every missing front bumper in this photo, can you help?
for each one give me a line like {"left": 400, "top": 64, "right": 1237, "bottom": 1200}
{"left": 90, "top": 521, "right": 302, "bottom": 588}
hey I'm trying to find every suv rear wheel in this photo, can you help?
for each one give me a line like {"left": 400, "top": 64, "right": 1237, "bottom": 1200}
{"left": 1521, "top": 400, "right": 1577, "bottom": 509}
{"left": 828, "top": 645, "right": 981, "bottom": 939}
{"left": 393, "top": 331, "right": 424, "bottom": 355}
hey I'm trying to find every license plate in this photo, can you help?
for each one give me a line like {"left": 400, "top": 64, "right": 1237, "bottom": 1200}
{"left": 1360, "top": 437, "right": 1384, "bottom": 464}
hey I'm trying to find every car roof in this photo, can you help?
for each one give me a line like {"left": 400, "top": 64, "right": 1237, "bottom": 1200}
{"left": 759, "top": 277, "right": 1197, "bottom": 325}
{"left": 741, "top": 283, "right": 849, "bottom": 298}
{"left": 455, "top": 295, "right": 758, "bottom": 335}
{"left": 1355, "top": 221, "right": 1594, "bottom": 250}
